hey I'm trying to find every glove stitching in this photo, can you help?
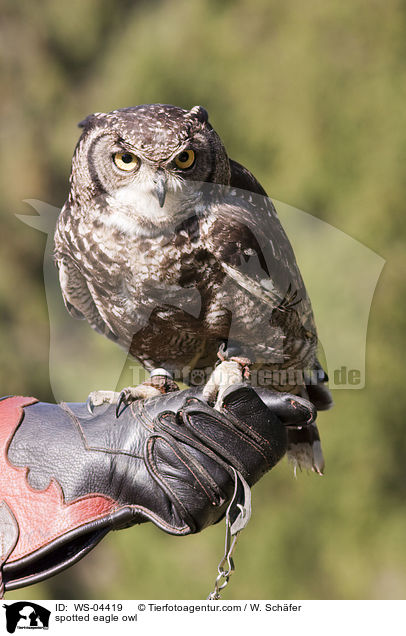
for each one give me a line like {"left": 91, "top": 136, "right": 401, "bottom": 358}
{"left": 181, "top": 399, "right": 273, "bottom": 457}
{"left": 220, "top": 404, "right": 274, "bottom": 450}
{"left": 221, "top": 406, "right": 284, "bottom": 468}
{"left": 122, "top": 504, "right": 189, "bottom": 534}
{"left": 185, "top": 411, "right": 271, "bottom": 466}
{"left": 131, "top": 401, "right": 156, "bottom": 432}
{"left": 150, "top": 415, "right": 237, "bottom": 502}
{"left": 154, "top": 413, "right": 225, "bottom": 499}
{"left": 145, "top": 437, "right": 195, "bottom": 529}
{"left": 60, "top": 402, "right": 145, "bottom": 458}
{"left": 8, "top": 502, "right": 191, "bottom": 571}
{"left": 146, "top": 436, "right": 218, "bottom": 508}
{"left": 145, "top": 409, "right": 227, "bottom": 503}
{"left": 7, "top": 493, "right": 120, "bottom": 561}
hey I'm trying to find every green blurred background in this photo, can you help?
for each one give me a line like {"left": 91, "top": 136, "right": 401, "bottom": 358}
{"left": 1, "top": 0, "right": 405, "bottom": 599}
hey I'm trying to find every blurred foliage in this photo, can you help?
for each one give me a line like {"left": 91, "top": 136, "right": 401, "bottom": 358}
{"left": 1, "top": 0, "right": 405, "bottom": 600}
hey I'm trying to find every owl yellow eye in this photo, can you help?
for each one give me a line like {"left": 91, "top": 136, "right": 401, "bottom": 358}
{"left": 113, "top": 152, "right": 140, "bottom": 172}
{"left": 175, "top": 149, "right": 195, "bottom": 169}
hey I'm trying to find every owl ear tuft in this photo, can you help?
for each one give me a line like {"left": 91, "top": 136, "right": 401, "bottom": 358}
{"left": 189, "top": 105, "right": 209, "bottom": 124}
{"left": 77, "top": 112, "right": 106, "bottom": 129}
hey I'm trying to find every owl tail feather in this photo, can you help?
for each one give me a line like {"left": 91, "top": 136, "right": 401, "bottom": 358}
{"left": 286, "top": 423, "right": 325, "bottom": 476}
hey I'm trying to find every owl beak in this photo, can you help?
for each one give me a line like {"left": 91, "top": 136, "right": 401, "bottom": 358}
{"left": 154, "top": 169, "right": 167, "bottom": 208}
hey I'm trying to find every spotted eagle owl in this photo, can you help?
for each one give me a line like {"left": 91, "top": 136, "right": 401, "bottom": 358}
{"left": 54, "top": 104, "right": 332, "bottom": 473}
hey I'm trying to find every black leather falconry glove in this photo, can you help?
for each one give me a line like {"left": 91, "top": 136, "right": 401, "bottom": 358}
{"left": 0, "top": 384, "right": 315, "bottom": 596}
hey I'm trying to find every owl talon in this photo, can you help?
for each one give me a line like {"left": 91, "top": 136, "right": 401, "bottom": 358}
{"left": 86, "top": 396, "right": 94, "bottom": 415}
{"left": 116, "top": 390, "right": 129, "bottom": 418}
{"left": 115, "top": 383, "right": 164, "bottom": 418}
{"left": 86, "top": 390, "right": 120, "bottom": 414}
{"left": 87, "top": 381, "right": 165, "bottom": 417}
{"left": 203, "top": 358, "right": 252, "bottom": 410}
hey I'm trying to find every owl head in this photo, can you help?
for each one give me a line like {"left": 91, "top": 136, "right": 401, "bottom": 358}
{"left": 67, "top": 104, "right": 231, "bottom": 235}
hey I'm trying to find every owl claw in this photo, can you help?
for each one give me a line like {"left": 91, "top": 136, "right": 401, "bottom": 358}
{"left": 116, "top": 390, "right": 128, "bottom": 418}
{"left": 86, "top": 396, "right": 94, "bottom": 415}
{"left": 86, "top": 390, "right": 120, "bottom": 414}
{"left": 115, "top": 384, "right": 163, "bottom": 418}
{"left": 87, "top": 374, "right": 174, "bottom": 419}
{"left": 203, "top": 358, "right": 252, "bottom": 410}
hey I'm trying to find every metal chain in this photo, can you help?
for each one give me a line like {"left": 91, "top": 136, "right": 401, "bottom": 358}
{"left": 207, "top": 469, "right": 251, "bottom": 600}
{"left": 207, "top": 517, "right": 239, "bottom": 600}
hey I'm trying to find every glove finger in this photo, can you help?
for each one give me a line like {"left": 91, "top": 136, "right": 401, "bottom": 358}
{"left": 253, "top": 387, "right": 316, "bottom": 427}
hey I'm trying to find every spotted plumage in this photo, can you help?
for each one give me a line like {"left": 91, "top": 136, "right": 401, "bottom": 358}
{"left": 54, "top": 103, "right": 332, "bottom": 473}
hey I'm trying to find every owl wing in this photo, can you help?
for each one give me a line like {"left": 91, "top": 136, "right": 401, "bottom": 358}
{"left": 229, "top": 158, "right": 268, "bottom": 197}
{"left": 229, "top": 157, "right": 311, "bottom": 310}
{"left": 228, "top": 158, "right": 309, "bottom": 306}
{"left": 222, "top": 163, "right": 331, "bottom": 474}
{"left": 229, "top": 159, "right": 332, "bottom": 388}
{"left": 55, "top": 254, "right": 117, "bottom": 340}
{"left": 202, "top": 183, "right": 315, "bottom": 330}
{"left": 54, "top": 201, "right": 121, "bottom": 340}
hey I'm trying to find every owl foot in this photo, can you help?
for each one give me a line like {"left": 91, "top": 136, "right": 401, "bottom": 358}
{"left": 86, "top": 369, "right": 179, "bottom": 417}
{"left": 86, "top": 387, "right": 160, "bottom": 415}
{"left": 116, "top": 369, "right": 179, "bottom": 417}
{"left": 202, "top": 358, "right": 251, "bottom": 410}
{"left": 115, "top": 384, "right": 162, "bottom": 417}
{"left": 86, "top": 390, "right": 120, "bottom": 414}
